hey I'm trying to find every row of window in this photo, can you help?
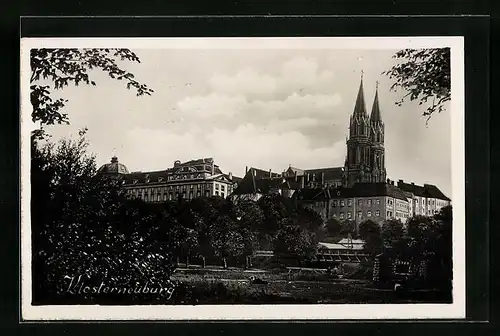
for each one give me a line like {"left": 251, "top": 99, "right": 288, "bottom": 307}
{"left": 395, "top": 211, "right": 410, "bottom": 219}
{"left": 333, "top": 210, "right": 382, "bottom": 220}
{"left": 414, "top": 198, "right": 449, "bottom": 208}
{"left": 135, "top": 189, "right": 226, "bottom": 202}
{"left": 128, "top": 183, "right": 231, "bottom": 196}
{"left": 332, "top": 198, "right": 382, "bottom": 207}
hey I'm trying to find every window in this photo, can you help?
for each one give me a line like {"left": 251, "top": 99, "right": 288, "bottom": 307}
{"left": 340, "top": 200, "right": 345, "bottom": 207}
{"left": 340, "top": 212, "right": 345, "bottom": 219}
{"left": 221, "top": 192, "right": 225, "bottom": 198}
{"left": 358, "top": 200, "right": 363, "bottom": 206}
{"left": 215, "top": 184, "right": 219, "bottom": 190}
{"left": 376, "top": 210, "right": 380, "bottom": 217}
{"left": 189, "top": 191, "right": 193, "bottom": 199}
{"left": 169, "top": 193, "right": 173, "bottom": 201}
{"left": 348, "top": 199, "right": 353, "bottom": 206}
{"left": 332, "top": 213, "right": 336, "bottom": 218}
{"left": 376, "top": 199, "right": 380, "bottom": 205}
{"left": 416, "top": 199, "right": 419, "bottom": 204}
{"left": 197, "top": 190, "right": 201, "bottom": 197}
{"left": 215, "top": 191, "right": 219, "bottom": 196}
{"left": 367, "top": 211, "right": 372, "bottom": 217}
{"left": 357, "top": 211, "right": 362, "bottom": 219}
{"left": 333, "top": 200, "right": 338, "bottom": 207}
{"left": 347, "top": 212, "right": 352, "bottom": 219}
{"left": 163, "top": 194, "right": 167, "bottom": 201}
{"left": 221, "top": 185, "right": 225, "bottom": 191}
{"left": 368, "top": 199, "right": 372, "bottom": 206}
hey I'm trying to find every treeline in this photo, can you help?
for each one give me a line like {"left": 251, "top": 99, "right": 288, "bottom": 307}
{"left": 31, "top": 132, "right": 325, "bottom": 303}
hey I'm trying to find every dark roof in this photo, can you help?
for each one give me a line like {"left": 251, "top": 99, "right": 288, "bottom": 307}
{"left": 397, "top": 180, "right": 451, "bottom": 201}
{"left": 293, "top": 188, "right": 331, "bottom": 202}
{"left": 304, "top": 167, "right": 344, "bottom": 181}
{"left": 121, "top": 157, "right": 225, "bottom": 185}
{"left": 123, "top": 169, "right": 171, "bottom": 184}
{"left": 231, "top": 167, "right": 282, "bottom": 195}
{"left": 296, "top": 182, "right": 409, "bottom": 202}
{"left": 423, "top": 184, "right": 451, "bottom": 201}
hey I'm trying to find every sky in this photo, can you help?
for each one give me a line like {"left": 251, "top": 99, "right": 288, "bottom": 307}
{"left": 39, "top": 45, "right": 452, "bottom": 197}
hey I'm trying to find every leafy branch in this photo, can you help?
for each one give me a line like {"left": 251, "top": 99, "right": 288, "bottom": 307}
{"left": 383, "top": 48, "right": 451, "bottom": 123}
{"left": 30, "top": 48, "right": 154, "bottom": 127}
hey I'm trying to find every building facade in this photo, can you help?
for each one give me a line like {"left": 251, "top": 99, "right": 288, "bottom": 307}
{"left": 396, "top": 180, "right": 451, "bottom": 216}
{"left": 294, "top": 180, "right": 412, "bottom": 227}
{"left": 98, "top": 157, "right": 239, "bottom": 202}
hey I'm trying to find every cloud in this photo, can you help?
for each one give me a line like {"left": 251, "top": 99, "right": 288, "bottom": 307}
{"left": 209, "top": 68, "right": 277, "bottom": 98}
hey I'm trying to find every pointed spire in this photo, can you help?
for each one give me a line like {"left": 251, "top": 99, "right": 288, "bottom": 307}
{"left": 370, "top": 81, "right": 382, "bottom": 122}
{"left": 353, "top": 71, "right": 367, "bottom": 117}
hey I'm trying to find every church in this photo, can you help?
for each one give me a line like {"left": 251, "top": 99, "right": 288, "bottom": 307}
{"left": 231, "top": 75, "right": 451, "bottom": 225}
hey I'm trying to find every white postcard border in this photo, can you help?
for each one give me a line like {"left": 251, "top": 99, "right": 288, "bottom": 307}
{"left": 20, "top": 36, "right": 465, "bottom": 321}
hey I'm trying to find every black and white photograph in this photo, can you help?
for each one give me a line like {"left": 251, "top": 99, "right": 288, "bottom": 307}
{"left": 21, "top": 37, "right": 465, "bottom": 320}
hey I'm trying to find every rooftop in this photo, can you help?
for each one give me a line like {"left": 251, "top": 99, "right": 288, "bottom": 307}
{"left": 397, "top": 180, "right": 451, "bottom": 201}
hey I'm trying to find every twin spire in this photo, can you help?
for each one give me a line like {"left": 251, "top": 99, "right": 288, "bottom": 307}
{"left": 352, "top": 72, "right": 382, "bottom": 123}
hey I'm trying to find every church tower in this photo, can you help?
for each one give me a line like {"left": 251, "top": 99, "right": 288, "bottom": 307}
{"left": 343, "top": 73, "right": 372, "bottom": 187}
{"left": 369, "top": 82, "right": 387, "bottom": 183}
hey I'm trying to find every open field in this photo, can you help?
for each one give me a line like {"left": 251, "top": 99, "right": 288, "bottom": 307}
{"left": 169, "top": 267, "right": 451, "bottom": 305}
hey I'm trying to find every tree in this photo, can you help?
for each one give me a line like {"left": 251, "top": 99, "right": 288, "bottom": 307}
{"left": 381, "top": 218, "right": 405, "bottom": 249}
{"left": 30, "top": 48, "right": 153, "bottom": 133}
{"left": 273, "top": 218, "right": 319, "bottom": 263}
{"left": 210, "top": 215, "right": 245, "bottom": 269}
{"left": 31, "top": 132, "right": 174, "bottom": 303}
{"left": 358, "top": 219, "right": 382, "bottom": 255}
{"left": 383, "top": 48, "right": 450, "bottom": 122}
{"left": 340, "top": 219, "right": 357, "bottom": 237}
{"left": 326, "top": 217, "right": 342, "bottom": 238}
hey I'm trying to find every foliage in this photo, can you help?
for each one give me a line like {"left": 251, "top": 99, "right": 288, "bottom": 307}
{"left": 358, "top": 219, "right": 382, "bottom": 255}
{"left": 325, "top": 217, "right": 342, "bottom": 238}
{"left": 383, "top": 48, "right": 451, "bottom": 122}
{"left": 381, "top": 218, "right": 406, "bottom": 249}
{"left": 30, "top": 48, "right": 154, "bottom": 128}
{"left": 273, "top": 218, "right": 318, "bottom": 261}
{"left": 340, "top": 219, "right": 357, "bottom": 237}
{"left": 31, "top": 132, "right": 174, "bottom": 303}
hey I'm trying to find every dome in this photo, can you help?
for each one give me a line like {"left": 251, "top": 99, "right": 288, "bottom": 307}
{"left": 97, "top": 156, "right": 130, "bottom": 175}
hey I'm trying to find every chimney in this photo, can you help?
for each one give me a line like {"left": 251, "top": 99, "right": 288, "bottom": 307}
{"left": 245, "top": 166, "right": 248, "bottom": 175}
{"left": 411, "top": 182, "right": 415, "bottom": 185}
{"left": 301, "top": 176, "right": 305, "bottom": 189}
{"left": 294, "top": 171, "right": 297, "bottom": 181}
{"left": 269, "top": 169, "right": 272, "bottom": 178}
{"left": 211, "top": 160, "right": 215, "bottom": 175}
{"left": 253, "top": 169, "right": 256, "bottom": 177}
{"left": 321, "top": 172, "right": 325, "bottom": 185}
{"left": 387, "top": 178, "right": 390, "bottom": 184}
{"left": 229, "top": 172, "right": 233, "bottom": 181}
